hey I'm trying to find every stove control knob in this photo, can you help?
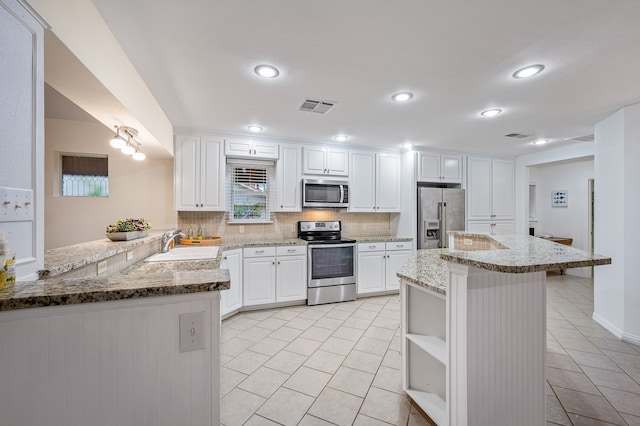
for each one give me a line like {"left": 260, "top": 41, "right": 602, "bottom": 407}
{"left": 301, "top": 224, "right": 310, "bottom": 230}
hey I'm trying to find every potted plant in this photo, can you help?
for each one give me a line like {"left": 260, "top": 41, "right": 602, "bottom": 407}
{"left": 106, "top": 218, "right": 152, "bottom": 241}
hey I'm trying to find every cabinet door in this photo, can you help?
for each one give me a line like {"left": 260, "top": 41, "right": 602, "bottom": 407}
{"left": 175, "top": 135, "right": 200, "bottom": 210}
{"left": 243, "top": 257, "right": 276, "bottom": 306}
{"left": 200, "top": 137, "right": 225, "bottom": 210}
{"left": 253, "top": 141, "right": 279, "bottom": 159}
{"left": 466, "top": 221, "right": 492, "bottom": 234}
{"left": 303, "top": 147, "right": 327, "bottom": 175}
{"left": 467, "top": 157, "right": 492, "bottom": 220}
{"left": 385, "top": 250, "right": 411, "bottom": 290}
{"left": 357, "top": 251, "right": 386, "bottom": 294}
{"left": 492, "top": 221, "right": 515, "bottom": 235}
{"left": 220, "top": 249, "right": 243, "bottom": 316}
{"left": 276, "top": 144, "right": 302, "bottom": 211}
{"left": 441, "top": 155, "right": 462, "bottom": 183}
{"left": 418, "top": 153, "right": 441, "bottom": 182}
{"left": 376, "top": 153, "right": 401, "bottom": 212}
{"left": 349, "top": 151, "right": 376, "bottom": 212}
{"left": 276, "top": 255, "right": 307, "bottom": 302}
{"left": 327, "top": 148, "right": 349, "bottom": 176}
{"left": 491, "top": 159, "right": 515, "bottom": 220}
{"left": 224, "top": 139, "right": 253, "bottom": 157}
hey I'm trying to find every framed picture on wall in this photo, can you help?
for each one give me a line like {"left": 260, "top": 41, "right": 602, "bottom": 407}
{"left": 552, "top": 190, "right": 568, "bottom": 207}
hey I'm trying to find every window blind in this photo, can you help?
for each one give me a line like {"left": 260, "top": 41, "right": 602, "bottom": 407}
{"left": 226, "top": 160, "right": 275, "bottom": 223}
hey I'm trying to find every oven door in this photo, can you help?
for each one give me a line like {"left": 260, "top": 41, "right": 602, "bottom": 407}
{"left": 307, "top": 243, "right": 356, "bottom": 288}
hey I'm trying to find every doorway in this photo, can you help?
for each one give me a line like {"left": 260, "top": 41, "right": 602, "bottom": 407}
{"left": 587, "top": 179, "right": 595, "bottom": 278}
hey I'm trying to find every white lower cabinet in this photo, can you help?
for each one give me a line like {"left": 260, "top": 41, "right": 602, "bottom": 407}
{"left": 467, "top": 220, "right": 514, "bottom": 235}
{"left": 243, "top": 246, "right": 306, "bottom": 306}
{"left": 275, "top": 246, "right": 307, "bottom": 302}
{"left": 357, "top": 241, "right": 412, "bottom": 295}
{"left": 220, "top": 249, "right": 243, "bottom": 316}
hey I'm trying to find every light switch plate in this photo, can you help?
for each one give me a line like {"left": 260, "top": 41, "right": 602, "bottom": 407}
{"left": 464, "top": 238, "right": 473, "bottom": 246}
{"left": 0, "top": 187, "right": 34, "bottom": 222}
{"left": 126, "top": 251, "right": 134, "bottom": 262}
{"left": 179, "top": 312, "right": 205, "bottom": 352}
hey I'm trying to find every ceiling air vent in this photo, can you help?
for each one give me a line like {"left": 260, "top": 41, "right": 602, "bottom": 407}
{"left": 299, "top": 99, "right": 335, "bottom": 114}
{"left": 504, "top": 133, "right": 531, "bottom": 139}
{"left": 567, "top": 134, "right": 594, "bottom": 142}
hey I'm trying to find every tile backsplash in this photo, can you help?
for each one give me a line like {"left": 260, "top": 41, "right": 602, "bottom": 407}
{"left": 178, "top": 211, "right": 393, "bottom": 242}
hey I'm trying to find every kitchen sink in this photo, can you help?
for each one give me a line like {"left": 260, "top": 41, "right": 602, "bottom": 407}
{"left": 145, "top": 246, "right": 219, "bottom": 262}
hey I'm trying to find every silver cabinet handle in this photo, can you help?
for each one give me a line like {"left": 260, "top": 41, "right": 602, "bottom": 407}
{"left": 287, "top": 249, "right": 296, "bottom": 252}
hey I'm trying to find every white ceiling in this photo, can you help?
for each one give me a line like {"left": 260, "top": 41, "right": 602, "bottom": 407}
{"left": 88, "top": 0, "right": 640, "bottom": 156}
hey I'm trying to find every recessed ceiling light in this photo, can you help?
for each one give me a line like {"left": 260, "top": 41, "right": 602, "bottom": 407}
{"left": 513, "top": 64, "right": 545, "bottom": 79}
{"left": 333, "top": 135, "right": 349, "bottom": 142}
{"left": 254, "top": 64, "right": 279, "bottom": 78}
{"left": 401, "top": 143, "right": 413, "bottom": 149}
{"left": 480, "top": 108, "right": 503, "bottom": 117}
{"left": 532, "top": 139, "right": 550, "bottom": 145}
{"left": 247, "top": 125, "right": 263, "bottom": 132}
{"left": 391, "top": 92, "right": 414, "bottom": 102}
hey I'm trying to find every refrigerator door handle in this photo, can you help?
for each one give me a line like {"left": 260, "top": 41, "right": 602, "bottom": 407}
{"left": 438, "top": 202, "right": 447, "bottom": 248}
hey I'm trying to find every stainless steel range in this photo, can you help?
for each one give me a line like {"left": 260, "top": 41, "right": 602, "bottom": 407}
{"left": 298, "top": 221, "right": 357, "bottom": 305}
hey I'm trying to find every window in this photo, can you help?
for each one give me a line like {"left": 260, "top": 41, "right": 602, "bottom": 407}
{"left": 529, "top": 183, "right": 536, "bottom": 219}
{"left": 226, "top": 160, "right": 275, "bottom": 223}
{"left": 61, "top": 154, "right": 109, "bottom": 197}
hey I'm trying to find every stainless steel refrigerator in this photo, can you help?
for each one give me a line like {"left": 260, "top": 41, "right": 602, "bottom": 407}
{"left": 418, "top": 187, "right": 465, "bottom": 249}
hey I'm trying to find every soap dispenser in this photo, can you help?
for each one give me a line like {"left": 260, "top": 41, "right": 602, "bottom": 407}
{"left": 0, "top": 232, "right": 16, "bottom": 289}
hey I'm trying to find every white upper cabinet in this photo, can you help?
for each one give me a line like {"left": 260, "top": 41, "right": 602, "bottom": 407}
{"left": 275, "top": 143, "right": 302, "bottom": 212}
{"left": 349, "top": 150, "right": 400, "bottom": 212}
{"left": 175, "top": 135, "right": 225, "bottom": 211}
{"left": 418, "top": 152, "right": 462, "bottom": 183}
{"left": 467, "top": 157, "right": 514, "bottom": 221}
{"left": 303, "top": 146, "right": 349, "bottom": 176}
{"left": 224, "top": 138, "right": 279, "bottom": 160}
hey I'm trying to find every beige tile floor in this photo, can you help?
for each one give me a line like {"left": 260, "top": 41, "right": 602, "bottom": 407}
{"left": 220, "top": 273, "right": 640, "bottom": 425}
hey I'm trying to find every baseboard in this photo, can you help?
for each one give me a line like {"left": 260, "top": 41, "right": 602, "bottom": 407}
{"left": 592, "top": 312, "right": 640, "bottom": 345}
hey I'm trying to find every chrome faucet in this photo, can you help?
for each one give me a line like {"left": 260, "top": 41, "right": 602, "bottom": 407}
{"left": 161, "top": 229, "right": 186, "bottom": 252}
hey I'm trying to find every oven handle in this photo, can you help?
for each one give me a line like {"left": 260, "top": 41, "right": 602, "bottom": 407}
{"left": 307, "top": 243, "right": 356, "bottom": 249}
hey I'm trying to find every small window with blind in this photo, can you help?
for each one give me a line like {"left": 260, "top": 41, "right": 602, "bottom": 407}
{"left": 226, "top": 160, "right": 275, "bottom": 223}
{"left": 61, "top": 154, "right": 109, "bottom": 197}
{"left": 529, "top": 183, "right": 536, "bottom": 220}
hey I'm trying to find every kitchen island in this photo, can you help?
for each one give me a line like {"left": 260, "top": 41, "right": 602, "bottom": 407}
{"left": 398, "top": 233, "right": 611, "bottom": 426}
{"left": 0, "top": 236, "right": 229, "bottom": 426}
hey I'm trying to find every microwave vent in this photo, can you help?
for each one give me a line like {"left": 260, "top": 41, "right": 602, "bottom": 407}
{"left": 299, "top": 99, "right": 335, "bottom": 114}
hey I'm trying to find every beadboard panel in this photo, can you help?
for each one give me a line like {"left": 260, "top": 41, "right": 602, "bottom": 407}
{"left": 0, "top": 293, "right": 220, "bottom": 426}
{"left": 448, "top": 264, "right": 546, "bottom": 426}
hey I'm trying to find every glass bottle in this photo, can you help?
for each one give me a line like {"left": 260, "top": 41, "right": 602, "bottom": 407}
{"left": 187, "top": 224, "right": 194, "bottom": 239}
{"left": 197, "top": 224, "right": 203, "bottom": 240}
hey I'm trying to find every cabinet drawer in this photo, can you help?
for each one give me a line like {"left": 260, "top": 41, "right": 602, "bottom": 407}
{"left": 243, "top": 246, "right": 276, "bottom": 258}
{"left": 276, "top": 245, "right": 307, "bottom": 256}
{"left": 386, "top": 241, "right": 413, "bottom": 251}
{"left": 358, "top": 242, "right": 385, "bottom": 252}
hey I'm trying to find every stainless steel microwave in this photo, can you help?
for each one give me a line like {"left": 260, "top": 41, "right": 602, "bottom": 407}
{"left": 302, "top": 179, "right": 349, "bottom": 208}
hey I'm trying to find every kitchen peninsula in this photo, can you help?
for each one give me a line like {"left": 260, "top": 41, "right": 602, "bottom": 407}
{"left": 0, "top": 234, "right": 229, "bottom": 426}
{"left": 398, "top": 233, "right": 611, "bottom": 426}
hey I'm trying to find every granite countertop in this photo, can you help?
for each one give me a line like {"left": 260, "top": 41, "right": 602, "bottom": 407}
{"left": 397, "top": 249, "right": 447, "bottom": 295}
{"left": 441, "top": 233, "right": 611, "bottom": 273}
{"left": 221, "top": 238, "right": 308, "bottom": 250}
{"left": 40, "top": 231, "right": 165, "bottom": 278}
{"left": 350, "top": 236, "right": 413, "bottom": 243}
{"left": 0, "top": 258, "right": 229, "bottom": 312}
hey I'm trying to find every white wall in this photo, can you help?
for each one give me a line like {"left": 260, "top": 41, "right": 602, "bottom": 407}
{"left": 45, "top": 118, "right": 176, "bottom": 249}
{"left": 593, "top": 104, "right": 640, "bottom": 345}
{"left": 514, "top": 142, "right": 595, "bottom": 234}
{"left": 529, "top": 159, "right": 593, "bottom": 277}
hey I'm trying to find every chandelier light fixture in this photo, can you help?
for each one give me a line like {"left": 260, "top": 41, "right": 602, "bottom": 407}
{"left": 109, "top": 125, "right": 145, "bottom": 160}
